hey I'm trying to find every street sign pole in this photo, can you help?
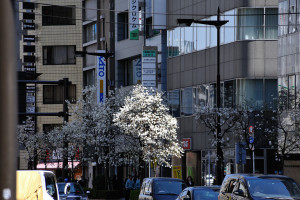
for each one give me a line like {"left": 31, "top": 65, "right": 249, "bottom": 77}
{"left": 253, "top": 150, "right": 255, "bottom": 174}
{"left": 249, "top": 126, "right": 255, "bottom": 174}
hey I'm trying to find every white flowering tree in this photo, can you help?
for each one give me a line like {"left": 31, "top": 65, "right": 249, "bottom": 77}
{"left": 194, "top": 106, "right": 239, "bottom": 182}
{"left": 47, "top": 86, "right": 134, "bottom": 171}
{"left": 113, "top": 85, "right": 183, "bottom": 168}
{"left": 266, "top": 108, "right": 300, "bottom": 171}
{"left": 194, "top": 106, "right": 240, "bottom": 148}
{"left": 17, "top": 116, "right": 49, "bottom": 169}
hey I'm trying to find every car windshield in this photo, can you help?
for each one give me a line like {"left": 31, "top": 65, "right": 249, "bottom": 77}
{"left": 153, "top": 180, "right": 185, "bottom": 195}
{"left": 193, "top": 188, "right": 219, "bottom": 200}
{"left": 58, "top": 183, "right": 84, "bottom": 195}
{"left": 247, "top": 177, "right": 300, "bottom": 199}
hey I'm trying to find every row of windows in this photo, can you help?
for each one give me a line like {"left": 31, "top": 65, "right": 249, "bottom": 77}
{"left": 279, "top": 0, "right": 300, "bottom": 36}
{"left": 278, "top": 74, "right": 300, "bottom": 110}
{"left": 168, "top": 79, "right": 278, "bottom": 117}
{"left": 168, "top": 8, "right": 278, "bottom": 57}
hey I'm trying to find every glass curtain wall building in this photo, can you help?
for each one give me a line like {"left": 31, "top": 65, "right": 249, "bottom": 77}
{"left": 168, "top": 7, "right": 278, "bottom": 116}
{"left": 278, "top": 0, "right": 300, "bottom": 110}
{"left": 166, "top": 0, "right": 278, "bottom": 185}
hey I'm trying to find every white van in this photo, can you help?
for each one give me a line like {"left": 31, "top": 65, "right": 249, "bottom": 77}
{"left": 16, "top": 170, "right": 59, "bottom": 200}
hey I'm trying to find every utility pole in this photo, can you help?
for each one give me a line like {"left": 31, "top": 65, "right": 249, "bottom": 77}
{"left": 0, "top": 1, "right": 17, "bottom": 199}
{"left": 177, "top": 7, "right": 228, "bottom": 185}
{"left": 62, "top": 78, "right": 69, "bottom": 180}
{"left": 18, "top": 79, "right": 71, "bottom": 179}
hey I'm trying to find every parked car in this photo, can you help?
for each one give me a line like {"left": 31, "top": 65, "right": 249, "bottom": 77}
{"left": 57, "top": 182, "right": 89, "bottom": 200}
{"left": 16, "top": 170, "right": 59, "bottom": 200}
{"left": 218, "top": 174, "right": 300, "bottom": 200}
{"left": 139, "top": 177, "right": 187, "bottom": 200}
{"left": 176, "top": 186, "right": 220, "bottom": 200}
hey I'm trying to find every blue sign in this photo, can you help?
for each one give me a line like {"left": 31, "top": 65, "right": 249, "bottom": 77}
{"left": 249, "top": 136, "right": 254, "bottom": 144}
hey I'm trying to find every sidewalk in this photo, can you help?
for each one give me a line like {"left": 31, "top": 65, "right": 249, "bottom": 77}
{"left": 91, "top": 198, "right": 125, "bottom": 200}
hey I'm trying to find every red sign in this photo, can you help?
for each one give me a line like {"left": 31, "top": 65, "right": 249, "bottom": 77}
{"left": 182, "top": 138, "right": 192, "bottom": 150}
{"left": 249, "top": 126, "right": 254, "bottom": 134}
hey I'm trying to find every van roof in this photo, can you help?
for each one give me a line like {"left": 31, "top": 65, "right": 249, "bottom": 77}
{"left": 143, "top": 177, "right": 184, "bottom": 181}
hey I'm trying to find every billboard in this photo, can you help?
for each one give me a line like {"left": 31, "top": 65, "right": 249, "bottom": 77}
{"left": 96, "top": 50, "right": 106, "bottom": 104}
{"left": 142, "top": 48, "right": 157, "bottom": 89}
{"left": 129, "top": 0, "right": 139, "bottom": 40}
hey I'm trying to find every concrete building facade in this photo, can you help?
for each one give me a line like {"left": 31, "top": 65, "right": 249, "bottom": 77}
{"left": 18, "top": 0, "right": 83, "bottom": 174}
{"left": 167, "top": 0, "right": 278, "bottom": 185}
{"left": 278, "top": 0, "right": 300, "bottom": 185}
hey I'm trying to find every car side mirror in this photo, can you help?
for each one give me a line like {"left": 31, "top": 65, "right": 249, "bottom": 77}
{"left": 233, "top": 189, "right": 245, "bottom": 196}
{"left": 64, "top": 183, "right": 71, "bottom": 195}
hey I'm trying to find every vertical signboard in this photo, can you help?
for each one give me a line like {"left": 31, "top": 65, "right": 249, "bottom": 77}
{"left": 172, "top": 166, "right": 182, "bottom": 179}
{"left": 133, "top": 58, "right": 142, "bottom": 84}
{"left": 142, "top": 47, "right": 157, "bottom": 88}
{"left": 96, "top": 50, "right": 106, "bottom": 104}
{"left": 129, "top": 0, "right": 139, "bottom": 40}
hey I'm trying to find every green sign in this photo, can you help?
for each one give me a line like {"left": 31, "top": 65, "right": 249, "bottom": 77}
{"left": 130, "top": 29, "right": 139, "bottom": 40}
{"left": 143, "top": 50, "right": 156, "bottom": 57}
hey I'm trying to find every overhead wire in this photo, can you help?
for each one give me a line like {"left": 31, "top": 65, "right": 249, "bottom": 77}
{"left": 16, "top": 0, "right": 291, "bottom": 18}
{"left": 17, "top": 9, "right": 288, "bottom": 33}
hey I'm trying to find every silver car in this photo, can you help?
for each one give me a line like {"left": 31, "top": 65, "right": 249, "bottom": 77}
{"left": 57, "top": 182, "right": 89, "bottom": 200}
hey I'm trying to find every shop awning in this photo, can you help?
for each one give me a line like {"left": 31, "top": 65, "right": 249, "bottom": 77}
{"left": 37, "top": 161, "right": 80, "bottom": 169}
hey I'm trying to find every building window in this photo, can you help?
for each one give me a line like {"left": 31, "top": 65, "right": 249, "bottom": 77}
{"left": 194, "top": 85, "right": 209, "bottom": 108}
{"left": 237, "top": 8, "right": 278, "bottom": 40}
{"left": 85, "top": 23, "right": 97, "bottom": 43}
{"left": 168, "top": 90, "right": 180, "bottom": 117}
{"left": 237, "top": 79, "right": 263, "bottom": 109}
{"left": 266, "top": 8, "right": 278, "bottom": 39}
{"left": 43, "top": 124, "right": 61, "bottom": 133}
{"left": 117, "top": 12, "right": 128, "bottom": 41}
{"left": 42, "top": 5, "right": 76, "bottom": 26}
{"left": 224, "top": 80, "right": 236, "bottom": 108}
{"left": 43, "top": 85, "right": 76, "bottom": 104}
{"left": 83, "top": 69, "right": 95, "bottom": 87}
{"left": 278, "top": 77, "right": 288, "bottom": 110}
{"left": 181, "top": 87, "right": 193, "bottom": 116}
{"left": 43, "top": 46, "right": 76, "bottom": 65}
{"left": 279, "top": 0, "right": 289, "bottom": 36}
{"left": 289, "top": 0, "right": 297, "bottom": 33}
{"left": 237, "top": 8, "right": 264, "bottom": 40}
{"left": 265, "top": 79, "right": 278, "bottom": 110}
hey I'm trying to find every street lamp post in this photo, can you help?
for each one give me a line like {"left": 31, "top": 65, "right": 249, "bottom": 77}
{"left": 178, "top": 7, "right": 228, "bottom": 185}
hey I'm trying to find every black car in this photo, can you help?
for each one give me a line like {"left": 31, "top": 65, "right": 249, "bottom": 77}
{"left": 139, "top": 177, "right": 187, "bottom": 200}
{"left": 218, "top": 174, "right": 300, "bottom": 200}
{"left": 57, "top": 182, "right": 89, "bottom": 200}
{"left": 176, "top": 186, "right": 220, "bottom": 200}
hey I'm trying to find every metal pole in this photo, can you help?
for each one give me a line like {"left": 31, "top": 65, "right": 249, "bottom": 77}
{"left": 253, "top": 149, "right": 255, "bottom": 174}
{"left": 0, "top": 0, "right": 17, "bottom": 199}
{"left": 149, "top": 161, "right": 151, "bottom": 177}
{"left": 62, "top": 78, "right": 69, "bottom": 180}
{"left": 161, "top": 29, "right": 167, "bottom": 92}
{"left": 216, "top": 7, "right": 223, "bottom": 185}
